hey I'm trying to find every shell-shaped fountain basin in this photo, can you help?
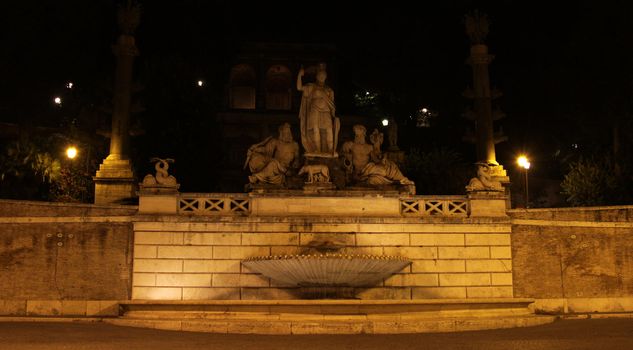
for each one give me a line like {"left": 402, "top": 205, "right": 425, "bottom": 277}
{"left": 242, "top": 254, "right": 411, "bottom": 287}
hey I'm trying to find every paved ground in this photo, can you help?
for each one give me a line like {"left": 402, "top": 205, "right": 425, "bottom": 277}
{"left": 0, "top": 318, "right": 632, "bottom": 350}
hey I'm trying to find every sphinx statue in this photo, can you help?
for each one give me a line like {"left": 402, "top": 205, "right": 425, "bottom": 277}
{"left": 466, "top": 162, "right": 504, "bottom": 192}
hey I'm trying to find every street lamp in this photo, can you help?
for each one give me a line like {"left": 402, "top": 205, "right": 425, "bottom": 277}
{"left": 66, "top": 146, "right": 78, "bottom": 159}
{"left": 197, "top": 80, "right": 204, "bottom": 87}
{"left": 381, "top": 118, "right": 389, "bottom": 126}
{"left": 54, "top": 96, "right": 62, "bottom": 106}
{"left": 517, "top": 155, "right": 531, "bottom": 208}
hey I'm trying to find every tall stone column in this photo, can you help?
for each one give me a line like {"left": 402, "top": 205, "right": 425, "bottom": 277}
{"left": 463, "top": 11, "right": 508, "bottom": 181}
{"left": 468, "top": 44, "right": 496, "bottom": 164}
{"left": 93, "top": 3, "right": 140, "bottom": 204}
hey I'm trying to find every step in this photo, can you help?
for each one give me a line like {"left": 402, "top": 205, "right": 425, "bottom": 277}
{"left": 108, "top": 299, "right": 555, "bottom": 334}
{"left": 119, "top": 298, "right": 535, "bottom": 317}
{"left": 104, "top": 315, "right": 556, "bottom": 334}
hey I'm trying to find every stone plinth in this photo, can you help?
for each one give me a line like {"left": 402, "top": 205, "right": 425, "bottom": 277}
{"left": 468, "top": 191, "right": 508, "bottom": 217}
{"left": 302, "top": 182, "right": 336, "bottom": 194}
{"left": 138, "top": 185, "right": 180, "bottom": 215}
{"left": 94, "top": 157, "right": 136, "bottom": 205}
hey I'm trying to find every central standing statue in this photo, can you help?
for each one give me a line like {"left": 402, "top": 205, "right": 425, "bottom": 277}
{"left": 297, "top": 63, "right": 340, "bottom": 157}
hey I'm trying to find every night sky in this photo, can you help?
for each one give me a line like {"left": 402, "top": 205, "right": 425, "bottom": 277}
{"left": 2, "top": 0, "right": 633, "bottom": 196}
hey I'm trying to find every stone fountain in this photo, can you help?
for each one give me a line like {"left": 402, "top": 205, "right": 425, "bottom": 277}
{"left": 240, "top": 64, "right": 416, "bottom": 297}
{"left": 122, "top": 56, "right": 541, "bottom": 334}
{"left": 243, "top": 253, "right": 411, "bottom": 298}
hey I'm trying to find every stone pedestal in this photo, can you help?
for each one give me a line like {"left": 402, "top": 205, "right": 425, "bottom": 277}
{"left": 302, "top": 182, "right": 336, "bottom": 193}
{"left": 93, "top": 157, "right": 136, "bottom": 205}
{"left": 468, "top": 191, "right": 508, "bottom": 217}
{"left": 490, "top": 164, "right": 511, "bottom": 209}
{"left": 138, "top": 185, "right": 179, "bottom": 214}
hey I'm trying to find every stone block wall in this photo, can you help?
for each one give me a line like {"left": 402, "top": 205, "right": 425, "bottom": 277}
{"left": 509, "top": 206, "right": 633, "bottom": 313}
{"left": 0, "top": 200, "right": 136, "bottom": 315}
{"left": 2, "top": 198, "right": 632, "bottom": 315}
{"left": 0, "top": 199, "right": 135, "bottom": 217}
{"left": 132, "top": 217, "right": 514, "bottom": 300}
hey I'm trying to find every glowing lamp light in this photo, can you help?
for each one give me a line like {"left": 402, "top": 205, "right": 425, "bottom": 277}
{"left": 422, "top": 108, "right": 428, "bottom": 113}
{"left": 197, "top": 80, "right": 204, "bottom": 87}
{"left": 517, "top": 155, "right": 531, "bottom": 208}
{"left": 54, "top": 97, "right": 62, "bottom": 105}
{"left": 382, "top": 119, "right": 389, "bottom": 126}
{"left": 66, "top": 82, "right": 73, "bottom": 89}
{"left": 517, "top": 155, "right": 531, "bottom": 169}
{"left": 66, "top": 146, "right": 77, "bottom": 159}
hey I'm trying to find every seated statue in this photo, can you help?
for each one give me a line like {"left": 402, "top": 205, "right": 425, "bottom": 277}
{"left": 244, "top": 123, "right": 300, "bottom": 185}
{"left": 466, "top": 162, "right": 504, "bottom": 192}
{"left": 341, "top": 125, "right": 413, "bottom": 186}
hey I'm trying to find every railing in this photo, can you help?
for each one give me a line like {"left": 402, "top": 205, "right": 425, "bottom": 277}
{"left": 400, "top": 196, "right": 469, "bottom": 217}
{"left": 178, "top": 193, "right": 250, "bottom": 215}
{"left": 176, "top": 193, "right": 469, "bottom": 217}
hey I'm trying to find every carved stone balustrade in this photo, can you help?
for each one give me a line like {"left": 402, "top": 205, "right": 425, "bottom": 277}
{"left": 400, "top": 196, "right": 469, "bottom": 217}
{"left": 138, "top": 191, "right": 506, "bottom": 218}
{"left": 178, "top": 194, "right": 250, "bottom": 215}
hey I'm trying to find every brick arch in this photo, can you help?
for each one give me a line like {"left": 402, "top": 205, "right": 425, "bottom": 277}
{"left": 229, "top": 64, "right": 256, "bottom": 109}
{"left": 265, "top": 64, "right": 292, "bottom": 110}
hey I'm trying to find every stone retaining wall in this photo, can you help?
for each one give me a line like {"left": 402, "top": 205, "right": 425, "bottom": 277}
{"left": 509, "top": 206, "right": 633, "bottom": 313}
{"left": 0, "top": 200, "right": 135, "bottom": 302}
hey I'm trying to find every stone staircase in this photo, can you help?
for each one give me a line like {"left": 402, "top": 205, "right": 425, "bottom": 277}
{"left": 104, "top": 298, "right": 556, "bottom": 334}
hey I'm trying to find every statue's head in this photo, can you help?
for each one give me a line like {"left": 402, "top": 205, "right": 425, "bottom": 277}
{"left": 353, "top": 124, "right": 367, "bottom": 138}
{"left": 316, "top": 63, "right": 327, "bottom": 84}
{"left": 475, "top": 162, "right": 491, "bottom": 178}
{"left": 279, "top": 123, "right": 293, "bottom": 142}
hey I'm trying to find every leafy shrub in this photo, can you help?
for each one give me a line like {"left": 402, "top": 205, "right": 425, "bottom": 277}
{"left": 561, "top": 158, "right": 617, "bottom": 206}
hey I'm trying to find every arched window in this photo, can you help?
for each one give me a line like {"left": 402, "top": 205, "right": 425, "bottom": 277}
{"left": 265, "top": 65, "right": 291, "bottom": 110}
{"left": 229, "top": 64, "right": 256, "bottom": 109}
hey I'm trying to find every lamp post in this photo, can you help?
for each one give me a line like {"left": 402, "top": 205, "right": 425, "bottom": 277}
{"left": 517, "top": 155, "right": 531, "bottom": 208}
